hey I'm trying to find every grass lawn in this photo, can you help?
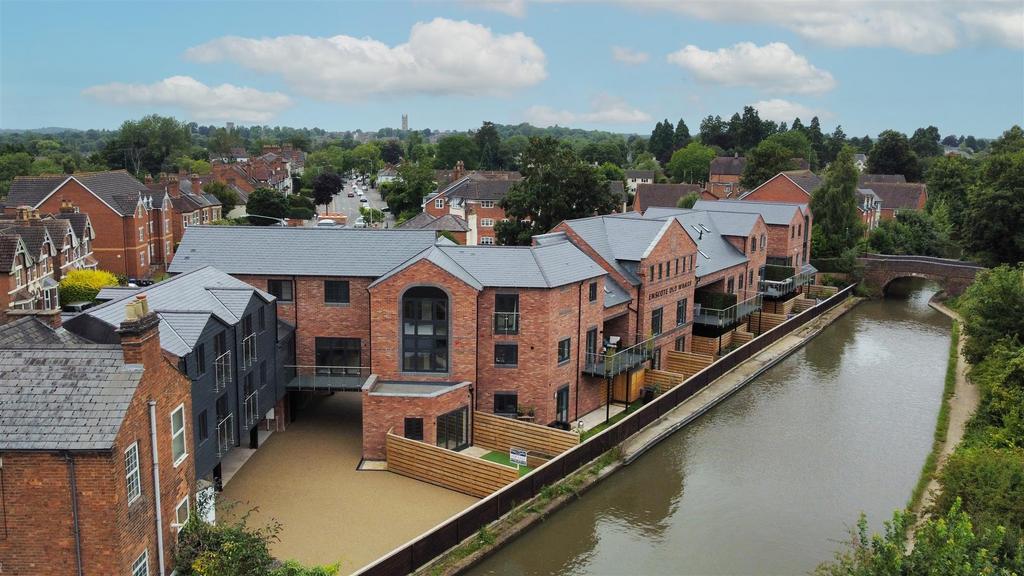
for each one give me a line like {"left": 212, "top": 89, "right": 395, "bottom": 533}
{"left": 482, "top": 451, "right": 533, "bottom": 476}
{"left": 580, "top": 399, "right": 645, "bottom": 442}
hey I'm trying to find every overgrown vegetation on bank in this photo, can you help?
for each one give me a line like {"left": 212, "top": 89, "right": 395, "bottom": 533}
{"left": 817, "top": 265, "right": 1024, "bottom": 574}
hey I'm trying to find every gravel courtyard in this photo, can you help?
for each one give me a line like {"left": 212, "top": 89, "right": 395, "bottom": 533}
{"left": 219, "top": 393, "right": 475, "bottom": 574}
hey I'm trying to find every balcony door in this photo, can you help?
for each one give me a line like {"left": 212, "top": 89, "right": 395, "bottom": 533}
{"left": 315, "top": 337, "right": 361, "bottom": 376}
{"left": 436, "top": 406, "right": 469, "bottom": 451}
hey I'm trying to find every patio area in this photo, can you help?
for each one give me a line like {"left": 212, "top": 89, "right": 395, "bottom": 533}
{"left": 218, "top": 393, "right": 475, "bottom": 574}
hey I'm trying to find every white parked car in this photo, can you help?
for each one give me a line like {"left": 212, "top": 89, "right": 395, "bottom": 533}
{"left": 316, "top": 218, "right": 338, "bottom": 228}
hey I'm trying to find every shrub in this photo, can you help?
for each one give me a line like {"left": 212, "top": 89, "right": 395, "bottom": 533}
{"left": 934, "top": 446, "right": 1024, "bottom": 552}
{"left": 58, "top": 269, "right": 118, "bottom": 304}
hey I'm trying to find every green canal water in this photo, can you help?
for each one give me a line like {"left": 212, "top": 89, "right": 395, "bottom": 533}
{"left": 470, "top": 278, "right": 951, "bottom": 575}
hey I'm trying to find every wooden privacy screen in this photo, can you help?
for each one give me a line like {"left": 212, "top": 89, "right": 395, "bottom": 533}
{"left": 473, "top": 411, "right": 579, "bottom": 456}
{"left": 386, "top": 432, "right": 518, "bottom": 498}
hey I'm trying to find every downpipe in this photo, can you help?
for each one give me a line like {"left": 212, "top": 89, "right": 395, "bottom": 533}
{"left": 148, "top": 400, "right": 166, "bottom": 576}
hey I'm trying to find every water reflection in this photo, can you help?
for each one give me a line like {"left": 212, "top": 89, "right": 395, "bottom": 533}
{"left": 471, "top": 280, "right": 951, "bottom": 576}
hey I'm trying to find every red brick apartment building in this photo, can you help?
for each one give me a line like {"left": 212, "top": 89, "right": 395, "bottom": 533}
{"left": 0, "top": 207, "right": 97, "bottom": 324}
{"left": 7, "top": 171, "right": 175, "bottom": 278}
{"left": 858, "top": 174, "right": 928, "bottom": 221}
{"left": 421, "top": 164, "right": 521, "bottom": 245}
{"left": 707, "top": 156, "right": 747, "bottom": 199}
{"left": 0, "top": 296, "right": 193, "bottom": 576}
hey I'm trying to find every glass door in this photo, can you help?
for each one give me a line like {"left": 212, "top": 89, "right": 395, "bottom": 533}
{"left": 436, "top": 406, "right": 469, "bottom": 451}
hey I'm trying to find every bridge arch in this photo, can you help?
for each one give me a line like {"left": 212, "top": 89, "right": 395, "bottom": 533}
{"left": 857, "top": 254, "right": 985, "bottom": 297}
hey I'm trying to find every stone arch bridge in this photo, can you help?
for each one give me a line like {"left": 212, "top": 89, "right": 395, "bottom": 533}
{"left": 858, "top": 253, "right": 986, "bottom": 297}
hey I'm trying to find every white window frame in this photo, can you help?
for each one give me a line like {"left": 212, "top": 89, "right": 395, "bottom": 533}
{"left": 480, "top": 218, "right": 495, "bottom": 228}
{"left": 140, "top": 251, "right": 146, "bottom": 267}
{"left": 434, "top": 198, "right": 445, "bottom": 209}
{"left": 480, "top": 236, "right": 495, "bottom": 245}
{"left": 125, "top": 442, "right": 141, "bottom": 505}
{"left": 480, "top": 200, "right": 495, "bottom": 209}
{"left": 138, "top": 227, "right": 144, "bottom": 242}
{"left": 132, "top": 549, "right": 149, "bottom": 576}
{"left": 172, "top": 495, "right": 189, "bottom": 531}
{"left": 170, "top": 404, "right": 188, "bottom": 467}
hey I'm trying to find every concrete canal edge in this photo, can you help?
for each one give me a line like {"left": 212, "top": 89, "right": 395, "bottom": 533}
{"left": 418, "top": 297, "right": 863, "bottom": 576}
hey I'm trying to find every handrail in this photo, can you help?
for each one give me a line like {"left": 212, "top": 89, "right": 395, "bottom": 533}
{"left": 216, "top": 414, "right": 234, "bottom": 456}
{"left": 583, "top": 333, "right": 656, "bottom": 376}
{"left": 493, "top": 311, "right": 519, "bottom": 335}
{"left": 694, "top": 293, "right": 763, "bottom": 327}
{"left": 244, "top": 390, "right": 259, "bottom": 427}
{"left": 241, "top": 332, "right": 257, "bottom": 368}
{"left": 214, "top": 351, "right": 231, "bottom": 393}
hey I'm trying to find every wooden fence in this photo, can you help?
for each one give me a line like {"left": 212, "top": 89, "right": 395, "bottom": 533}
{"left": 357, "top": 284, "right": 856, "bottom": 576}
{"left": 665, "top": 351, "right": 714, "bottom": 378}
{"left": 473, "top": 411, "right": 579, "bottom": 456}
{"left": 805, "top": 284, "right": 839, "bottom": 298}
{"left": 747, "top": 311, "right": 787, "bottom": 333}
{"left": 763, "top": 294, "right": 799, "bottom": 315}
{"left": 643, "top": 369, "right": 685, "bottom": 395}
{"left": 386, "top": 432, "right": 519, "bottom": 498}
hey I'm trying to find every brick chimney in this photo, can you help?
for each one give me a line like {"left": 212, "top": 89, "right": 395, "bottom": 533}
{"left": 59, "top": 198, "right": 78, "bottom": 214}
{"left": 117, "top": 294, "right": 162, "bottom": 368}
{"left": 454, "top": 160, "right": 465, "bottom": 181}
{"left": 16, "top": 206, "right": 39, "bottom": 222}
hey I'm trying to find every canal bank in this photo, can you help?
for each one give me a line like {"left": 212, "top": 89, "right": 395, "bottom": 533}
{"left": 465, "top": 278, "right": 951, "bottom": 576}
{"left": 414, "top": 293, "right": 862, "bottom": 576}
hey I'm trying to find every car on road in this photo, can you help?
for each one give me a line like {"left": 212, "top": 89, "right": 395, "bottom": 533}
{"left": 347, "top": 191, "right": 354, "bottom": 197}
{"left": 357, "top": 190, "right": 365, "bottom": 196}
{"left": 359, "top": 197, "right": 368, "bottom": 203}
{"left": 354, "top": 216, "right": 367, "bottom": 228}
{"left": 316, "top": 218, "right": 339, "bottom": 228}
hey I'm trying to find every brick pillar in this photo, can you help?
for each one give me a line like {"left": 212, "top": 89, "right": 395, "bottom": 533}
{"left": 117, "top": 294, "right": 162, "bottom": 367}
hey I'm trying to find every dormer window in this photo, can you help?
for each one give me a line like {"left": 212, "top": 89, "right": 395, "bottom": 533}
{"left": 435, "top": 198, "right": 445, "bottom": 209}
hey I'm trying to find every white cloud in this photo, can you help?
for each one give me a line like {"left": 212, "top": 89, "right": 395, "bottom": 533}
{"left": 959, "top": 8, "right": 1024, "bottom": 49}
{"left": 611, "top": 46, "right": 649, "bottom": 64}
{"left": 750, "top": 98, "right": 831, "bottom": 123}
{"left": 525, "top": 94, "right": 651, "bottom": 126}
{"left": 185, "top": 18, "right": 546, "bottom": 101}
{"left": 82, "top": 76, "right": 291, "bottom": 122}
{"left": 471, "top": 0, "right": 527, "bottom": 17}
{"left": 667, "top": 42, "right": 835, "bottom": 95}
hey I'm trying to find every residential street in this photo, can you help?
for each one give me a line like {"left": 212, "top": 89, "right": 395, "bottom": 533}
{"left": 317, "top": 177, "right": 396, "bottom": 228}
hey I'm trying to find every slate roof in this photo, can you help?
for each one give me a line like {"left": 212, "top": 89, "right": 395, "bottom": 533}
{"left": 640, "top": 210, "right": 749, "bottom": 277}
{"left": 0, "top": 316, "right": 89, "bottom": 348}
{"left": 169, "top": 226, "right": 439, "bottom": 278}
{"left": 603, "top": 276, "right": 631, "bottom": 308}
{"left": 62, "top": 213, "right": 93, "bottom": 241}
{"left": 625, "top": 170, "right": 656, "bottom": 180}
{"left": 0, "top": 234, "right": 28, "bottom": 272}
{"left": 634, "top": 183, "right": 703, "bottom": 212}
{"left": 0, "top": 223, "right": 53, "bottom": 258}
{"left": 431, "top": 175, "right": 521, "bottom": 203}
{"left": 369, "top": 238, "right": 606, "bottom": 290}
{"left": 397, "top": 212, "right": 469, "bottom": 232}
{"left": 782, "top": 170, "right": 823, "bottom": 194}
{"left": 859, "top": 173, "right": 906, "bottom": 185}
{"left": 558, "top": 215, "right": 674, "bottom": 285}
{"left": 73, "top": 266, "right": 273, "bottom": 357}
{"left": 692, "top": 199, "right": 806, "bottom": 226}
{"left": 710, "top": 156, "right": 747, "bottom": 176}
{"left": 8, "top": 171, "right": 158, "bottom": 216}
{"left": 867, "top": 182, "right": 927, "bottom": 210}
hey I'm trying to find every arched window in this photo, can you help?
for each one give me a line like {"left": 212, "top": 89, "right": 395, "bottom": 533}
{"left": 402, "top": 287, "right": 449, "bottom": 372}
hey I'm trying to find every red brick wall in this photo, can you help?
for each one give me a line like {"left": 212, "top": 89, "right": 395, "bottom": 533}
{"left": 425, "top": 198, "right": 447, "bottom": 218}
{"left": 368, "top": 259, "right": 479, "bottom": 383}
{"left": 361, "top": 382, "right": 472, "bottom": 460}
{"left": 741, "top": 175, "right": 811, "bottom": 204}
{"left": 636, "top": 221, "right": 699, "bottom": 366}
{"left": 0, "top": 321, "right": 193, "bottom": 576}
{"left": 467, "top": 202, "right": 506, "bottom": 244}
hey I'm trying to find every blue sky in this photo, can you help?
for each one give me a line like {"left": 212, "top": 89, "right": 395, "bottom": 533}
{"left": 1, "top": 1, "right": 1022, "bottom": 137}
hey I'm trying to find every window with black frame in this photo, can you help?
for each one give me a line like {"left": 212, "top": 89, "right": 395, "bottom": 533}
{"left": 267, "top": 279, "right": 293, "bottom": 302}
{"left": 494, "top": 343, "right": 518, "bottom": 367}
{"left": 404, "top": 417, "right": 424, "bottom": 441}
{"left": 651, "top": 307, "right": 663, "bottom": 336}
{"left": 494, "top": 392, "right": 517, "bottom": 416}
{"left": 494, "top": 293, "right": 519, "bottom": 334}
{"left": 436, "top": 406, "right": 468, "bottom": 450}
{"left": 315, "top": 337, "right": 361, "bottom": 376}
{"left": 402, "top": 287, "right": 449, "bottom": 372}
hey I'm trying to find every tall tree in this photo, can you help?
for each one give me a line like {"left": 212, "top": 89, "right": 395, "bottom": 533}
{"left": 648, "top": 120, "right": 675, "bottom": 164}
{"left": 736, "top": 106, "right": 766, "bottom": 152}
{"left": 963, "top": 148, "right": 1024, "bottom": 266}
{"left": 208, "top": 128, "right": 241, "bottom": 156}
{"left": 867, "top": 130, "right": 922, "bottom": 181}
{"left": 475, "top": 121, "right": 502, "bottom": 170}
{"left": 102, "top": 115, "right": 191, "bottom": 176}
{"left": 740, "top": 138, "right": 802, "bottom": 189}
{"left": 495, "top": 137, "right": 619, "bottom": 245}
{"left": 699, "top": 115, "right": 731, "bottom": 150}
{"left": 380, "top": 140, "right": 403, "bottom": 165}
{"left": 807, "top": 116, "right": 826, "bottom": 165}
{"left": 667, "top": 141, "right": 715, "bottom": 183}
{"left": 311, "top": 172, "right": 342, "bottom": 207}
{"left": 910, "top": 125, "right": 943, "bottom": 158}
{"left": 790, "top": 117, "right": 805, "bottom": 132}
{"left": 380, "top": 162, "right": 437, "bottom": 220}
{"left": 673, "top": 119, "right": 691, "bottom": 150}
{"left": 823, "top": 125, "right": 847, "bottom": 166}
{"left": 926, "top": 155, "right": 976, "bottom": 238}
{"left": 989, "top": 125, "right": 1024, "bottom": 155}
{"left": 435, "top": 135, "right": 479, "bottom": 170}
{"left": 809, "top": 146, "right": 863, "bottom": 258}
{"left": 942, "top": 134, "right": 961, "bottom": 147}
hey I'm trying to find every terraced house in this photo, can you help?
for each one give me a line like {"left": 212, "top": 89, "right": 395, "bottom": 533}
{"left": 64, "top": 267, "right": 282, "bottom": 489}
{"left": 6, "top": 171, "right": 174, "bottom": 278}
{"left": 0, "top": 300, "right": 193, "bottom": 576}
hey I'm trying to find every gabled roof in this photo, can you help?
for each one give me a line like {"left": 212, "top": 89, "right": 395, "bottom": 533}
{"left": 740, "top": 170, "right": 822, "bottom": 200}
{"left": 73, "top": 266, "right": 273, "bottom": 357}
{"left": 429, "top": 174, "right": 521, "bottom": 204}
{"left": 634, "top": 183, "right": 703, "bottom": 212}
{"left": 867, "top": 182, "right": 927, "bottom": 210}
{"left": 558, "top": 214, "right": 676, "bottom": 285}
{"left": 0, "top": 223, "right": 55, "bottom": 258}
{"left": 641, "top": 210, "right": 749, "bottom": 277}
{"left": 625, "top": 169, "right": 656, "bottom": 180}
{"left": 61, "top": 212, "right": 93, "bottom": 241}
{"left": 8, "top": 171, "right": 157, "bottom": 217}
{"left": 169, "top": 226, "right": 439, "bottom": 278}
{"left": 859, "top": 173, "right": 906, "bottom": 185}
{"left": 0, "top": 233, "right": 30, "bottom": 272}
{"left": 692, "top": 199, "right": 807, "bottom": 226}
{"left": 369, "top": 238, "right": 606, "bottom": 290}
{"left": 710, "top": 156, "right": 747, "bottom": 176}
{"left": 397, "top": 212, "right": 469, "bottom": 232}
{"left": 0, "top": 316, "right": 89, "bottom": 348}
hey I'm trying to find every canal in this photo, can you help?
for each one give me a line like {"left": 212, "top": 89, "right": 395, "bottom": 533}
{"left": 470, "top": 279, "right": 952, "bottom": 575}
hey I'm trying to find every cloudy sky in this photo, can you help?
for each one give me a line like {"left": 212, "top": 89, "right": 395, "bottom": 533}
{"left": 1, "top": 1, "right": 1022, "bottom": 136}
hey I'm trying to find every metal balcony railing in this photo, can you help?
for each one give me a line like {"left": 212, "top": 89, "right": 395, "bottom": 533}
{"left": 493, "top": 312, "right": 519, "bottom": 335}
{"left": 213, "top": 351, "right": 231, "bottom": 393}
{"left": 693, "top": 293, "right": 763, "bottom": 328}
{"left": 285, "top": 365, "right": 372, "bottom": 392}
{"left": 583, "top": 334, "right": 656, "bottom": 377}
{"left": 759, "top": 264, "right": 816, "bottom": 297}
{"left": 241, "top": 332, "right": 257, "bottom": 368}
{"left": 244, "top": 390, "right": 259, "bottom": 427}
{"left": 216, "top": 414, "right": 234, "bottom": 457}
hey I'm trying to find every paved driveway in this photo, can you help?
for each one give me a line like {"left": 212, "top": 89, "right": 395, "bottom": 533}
{"left": 219, "top": 393, "right": 475, "bottom": 573}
